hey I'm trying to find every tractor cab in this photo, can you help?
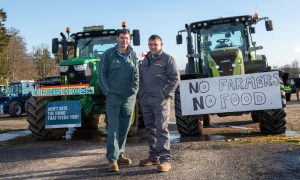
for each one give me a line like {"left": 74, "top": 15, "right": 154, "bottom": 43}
{"left": 5, "top": 81, "right": 34, "bottom": 99}
{"left": 52, "top": 23, "right": 140, "bottom": 86}
{"left": 0, "top": 80, "right": 34, "bottom": 117}
{"left": 177, "top": 14, "right": 273, "bottom": 77}
{"left": 0, "top": 85, "right": 6, "bottom": 95}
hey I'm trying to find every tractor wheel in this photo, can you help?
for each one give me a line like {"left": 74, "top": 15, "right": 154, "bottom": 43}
{"left": 259, "top": 82, "right": 286, "bottom": 134}
{"left": 251, "top": 111, "right": 260, "bottom": 123}
{"left": 26, "top": 96, "right": 67, "bottom": 140}
{"left": 81, "top": 117, "right": 99, "bottom": 129}
{"left": 203, "top": 114, "right": 210, "bottom": 127}
{"left": 127, "top": 102, "right": 140, "bottom": 137}
{"left": 175, "top": 87, "right": 203, "bottom": 136}
{"left": 285, "top": 93, "right": 291, "bottom": 101}
{"left": 9, "top": 101, "right": 23, "bottom": 117}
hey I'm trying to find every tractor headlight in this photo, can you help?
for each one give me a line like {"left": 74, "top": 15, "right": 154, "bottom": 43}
{"left": 59, "top": 66, "right": 69, "bottom": 73}
{"left": 216, "top": 65, "right": 220, "bottom": 70}
{"left": 232, "top": 63, "right": 237, "bottom": 68}
{"left": 74, "top": 64, "right": 87, "bottom": 71}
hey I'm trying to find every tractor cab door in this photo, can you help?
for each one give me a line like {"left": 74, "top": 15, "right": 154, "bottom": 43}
{"left": 21, "top": 82, "right": 34, "bottom": 102}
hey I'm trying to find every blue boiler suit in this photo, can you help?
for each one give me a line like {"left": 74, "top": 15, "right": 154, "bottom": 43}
{"left": 139, "top": 50, "right": 180, "bottom": 163}
{"left": 98, "top": 45, "right": 139, "bottom": 162}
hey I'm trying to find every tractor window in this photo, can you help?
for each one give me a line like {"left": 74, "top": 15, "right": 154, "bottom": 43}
{"left": 196, "top": 23, "right": 248, "bottom": 75}
{"left": 0, "top": 86, "right": 5, "bottom": 93}
{"left": 8, "top": 83, "right": 22, "bottom": 94}
{"left": 199, "top": 23, "right": 246, "bottom": 52}
{"left": 22, "top": 82, "right": 34, "bottom": 95}
{"left": 76, "top": 36, "right": 117, "bottom": 58}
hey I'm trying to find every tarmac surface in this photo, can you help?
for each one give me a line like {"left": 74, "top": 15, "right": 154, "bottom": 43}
{"left": 0, "top": 95, "right": 300, "bottom": 179}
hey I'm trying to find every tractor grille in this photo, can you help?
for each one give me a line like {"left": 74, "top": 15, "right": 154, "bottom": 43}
{"left": 61, "top": 63, "right": 93, "bottom": 84}
{"left": 210, "top": 49, "right": 238, "bottom": 76}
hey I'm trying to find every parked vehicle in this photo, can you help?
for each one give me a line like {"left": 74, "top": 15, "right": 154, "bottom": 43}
{"left": 282, "top": 72, "right": 296, "bottom": 101}
{"left": 175, "top": 14, "right": 286, "bottom": 136}
{"left": 0, "top": 81, "right": 34, "bottom": 117}
{"left": 26, "top": 24, "right": 141, "bottom": 140}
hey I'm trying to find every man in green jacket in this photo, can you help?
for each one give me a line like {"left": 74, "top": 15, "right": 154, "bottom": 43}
{"left": 98, "top": 29, "right": 139, "bottom": 172}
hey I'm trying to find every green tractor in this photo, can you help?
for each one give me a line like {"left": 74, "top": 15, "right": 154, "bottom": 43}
{"left": 175, "top": 14, "right": 286, "bottom": 136}
{"left": 282, "top": 72, "right": 296, "bottom": 101}
{"left": 26, "top": 24, "right": 141, "bottom": 140}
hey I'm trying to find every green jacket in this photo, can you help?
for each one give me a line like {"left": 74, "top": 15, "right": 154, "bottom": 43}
{"left": 98, "top": 45, "right": 139, "bottom": 97}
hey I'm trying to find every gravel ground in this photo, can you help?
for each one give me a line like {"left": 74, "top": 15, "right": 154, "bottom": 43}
{"left": 0, "top": 137, "right": 299, "bottom": 180}
{"left": 0, "top": 95, "right": 300, "bottom": 179}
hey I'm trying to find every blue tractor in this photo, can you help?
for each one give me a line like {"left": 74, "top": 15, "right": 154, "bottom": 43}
{"left": 0, "top": 80, "right": 34, "bottom": 117}
{"left": 0, "top": 85, "right": 6, "bottom": 95}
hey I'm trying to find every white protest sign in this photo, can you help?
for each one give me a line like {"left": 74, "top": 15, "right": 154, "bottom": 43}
{"left": 180, "top": 71, "right": 282, "bottom": 116}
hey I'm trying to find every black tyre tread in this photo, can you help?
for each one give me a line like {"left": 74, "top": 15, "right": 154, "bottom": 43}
{"left": 26, "top": 96, "right": 67, "bottom": 140}
{"left": 259, "top": 81, "right": 286, "bottom": 134}
{"left": 251, "top": 111, "right": 260, "bottom": 123}
{"left": 175, "top": 87, "right": 202, "bottom": 136}
{"left": 9, "top": 101, "right": 23, "bottom": 117}
{"left": 286, "top": 93, "right": 291, "bottom": 101}
{"left": 80, "top": 117, "right": 99, "bottom": 129}
{"left": 203, "top": 114, "right": 210, "bottom": 127}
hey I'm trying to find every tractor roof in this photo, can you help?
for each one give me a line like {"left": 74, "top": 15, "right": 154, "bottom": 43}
{"left": 190, "top": 15, "right": 256, "bottom": 32}
{"left": 9, "top": 80, "right": 34, "bottom": 85}
{"left": 71, "top": 29, "right": 119, "bottom": 39}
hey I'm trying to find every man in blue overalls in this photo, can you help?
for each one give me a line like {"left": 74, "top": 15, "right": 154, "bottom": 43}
{"left": 98, "top": 29, "right": 139, "bottom": 172}
{"left": 139, "top": 35, "right": 180, "bottom": 172}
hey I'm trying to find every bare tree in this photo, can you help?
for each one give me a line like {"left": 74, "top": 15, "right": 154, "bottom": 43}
{"left": 6, "top": 29, "right": 38, "bottom": 81}
{"left": 279, "top": 59, "right": 300, "bottom": 78}
{"left": 290, "top": 59, "right": 300, "bottom": 78}
{"left": 31, "top": 44, "right": 59, "bottom": 78}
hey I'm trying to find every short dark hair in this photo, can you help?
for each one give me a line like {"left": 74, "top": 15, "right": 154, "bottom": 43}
{"left": 117, "top": 29, "right": 130, "bottom": 37}
{"left": 148, "top": 34, "right": 162, "bottom": 42}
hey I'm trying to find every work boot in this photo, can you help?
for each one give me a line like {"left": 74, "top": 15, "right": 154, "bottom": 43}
{"left": 139, "top": 158, "right": 160, "bottom": 166}
{"left": 157, "top": 162, "right": 171, "bottom": 172}
{"left": 117, "top": 155, "right": 132, "bottom": 165}
{"left": 107, "top": 161, "right": 119, "bottom": 172}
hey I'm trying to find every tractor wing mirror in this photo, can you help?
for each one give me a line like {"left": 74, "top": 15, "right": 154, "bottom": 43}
{"left": 52, "top": 38, "right": 59, "bottom": 54}
{"left": 176, "top": 34, "right": 182, "bottom": 44}
{"left": 265, "top": 20, "right": 273, "bottom": 31}
{"left": 250, "top": 27, "right": 256, "bottom": 34}
{"left": 132, "top": 30, "right": 140, "bottom": 46}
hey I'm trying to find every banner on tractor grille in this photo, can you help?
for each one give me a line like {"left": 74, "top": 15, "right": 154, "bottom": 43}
{"left": 45, "top": 100, "right": 81, "bottom": 128}
{"left": 179, "top": 71, "right": 283, "bottom": 116}
{"left": 33, "top": 84, "right": 94, "bottom": 96}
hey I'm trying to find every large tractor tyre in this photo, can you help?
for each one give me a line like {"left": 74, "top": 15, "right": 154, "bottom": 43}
{"left": 259, "top": 82, "right": 286, "bottom": 134}
{"left": 127, "top": 102, "right": 140, "bottom": 137}
{"left": 285, "top": 93, "right": 291, "bottom": 101}
{"left": 175, "top": 87, "right": 203, "bottom": 136}
{"left": 203, "top": 114, "right": 210, "bottom": 127}
{"left": 80, "top": 117, "right": 99, "bottom": 130}
{"left": 26, "top": 97, "right": 67, "bottom": 140}
{"left": 251, "top": 111, "right": 261, "bottom": 123}
{"left": 9, "top": 101, "right": 23, "bottom": 117}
